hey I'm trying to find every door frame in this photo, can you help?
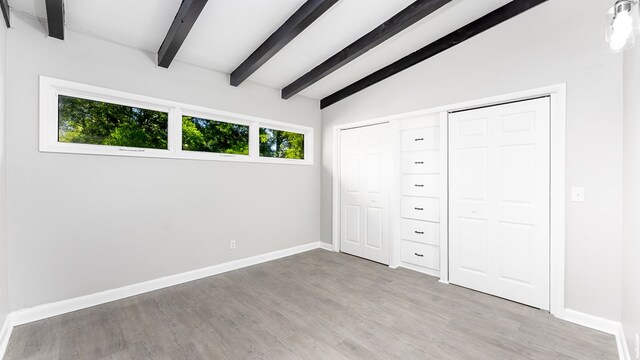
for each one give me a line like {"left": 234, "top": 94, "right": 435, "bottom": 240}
{"left": 331, "top": 84, "right": 566, "bottom": 317}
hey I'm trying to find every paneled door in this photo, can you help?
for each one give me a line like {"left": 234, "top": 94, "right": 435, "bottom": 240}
{"left": 449, "top": 98, "right": 551, "bottom": 310}
{"left": 340, "top": 123, "right": 391, "bottom": 265}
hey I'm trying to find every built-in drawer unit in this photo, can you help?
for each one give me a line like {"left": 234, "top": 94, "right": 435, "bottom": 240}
{"left": 401, "top": 150, "right": 439, "bottom": 174}
{"left": 400, "top": 174, "right": 439, "bottom": 197}
{"left": 396, "top": 121, "right": 442, "bottom": 275}
{"left": 401, "top": 127, "right": 439, "bottom": 152}
{"left": 400, "top": 197, "right": 439, "bottom": 222}
{"left": 400, "top": 218, "right": 439, "bottom": 246}
{"left": 401, "top": 241, "right": 440, "bottom": 270}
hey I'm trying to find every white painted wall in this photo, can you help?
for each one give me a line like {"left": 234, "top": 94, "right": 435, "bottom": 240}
{"left": 622, "top": 36, "right": 640, "bottom": 358}
{"left": 0, "top": 11, "right": 9, "bottom": 324}
{"left": 5, "top": 14, "right": 321, "bottom": 310}
{"left": 321, "top": 0, "right": 624, "bottom": 321}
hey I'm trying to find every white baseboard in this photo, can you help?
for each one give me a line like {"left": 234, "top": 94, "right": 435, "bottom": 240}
{"left": 0, "top": 313, "right": 14, "bottom": 358}
{"left": 616, "top": 324, "right": 632, "bottom": 360}
{"left": 562, "top": 309, "right": 620, "bottom": 335}
{"left": 319, "top": 242, "right": 334, "bottom": 251}
{"left": 562, "top": 309, "right": 629, "bottom": 360}
{"left": 398, "top": 262, "right": 440, "bottom": 278}
{"left": 10, "top": 241, "right": 323, "bottom": 326}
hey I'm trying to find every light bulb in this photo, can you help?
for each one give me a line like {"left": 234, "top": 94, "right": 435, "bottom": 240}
{"left": 611, "top": 32, "right": 628, "bottom": 51}
{"left": 613, "top": 9, "right": 634, "bottom": 37}
{"left": 610, "top": 8, "right": 634, "bottom": 51}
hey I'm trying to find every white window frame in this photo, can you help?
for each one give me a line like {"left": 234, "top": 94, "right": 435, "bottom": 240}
{"left": 39, "top": 76, "right": 314, "bottom": 165}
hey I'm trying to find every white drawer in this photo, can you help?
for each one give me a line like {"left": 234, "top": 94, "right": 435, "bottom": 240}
{"left": 400, "top": 218, "right": 439, "bottom": 246}
{"left": 400, "top": 174, "right": 440, "bottom": 197}
{"left": 402, "top": 150, "right": 439, "bottom": 174}
{"left": 401, "top": 127, "right": 439, "bottom": 152}
{"left": 400, "top": 197, "right": 439, "bottom": 222}
{"left": 401, "top": 241, "right": 440, "bottom": 270}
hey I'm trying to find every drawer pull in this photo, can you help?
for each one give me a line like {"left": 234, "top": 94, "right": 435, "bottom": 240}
{"left": 414, "top": 184, "right": 424, "bottom": 188}
{"left": 414, "top": 207, "right": 424, "bottom": 211}
{"left": 414, "top": 253, "right": 424, "bottom": 257}
{"left": 414, "top": 231, "right": 424, "bottom": 234}
{"left": 415, "top": 161, "right": 424, "bottom": 164}
{"left": 414, "top": 138, "right": 424, "bottom": 142}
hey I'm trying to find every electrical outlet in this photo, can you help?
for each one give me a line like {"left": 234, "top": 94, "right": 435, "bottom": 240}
{"left": 635, "top": 332, "right": 639, "bottom": 359}
{"left": 571, "top": 187, "right": 585, "bottom": 202}
{"left": 229, "top": 240, "right": 236, "bottom": 250}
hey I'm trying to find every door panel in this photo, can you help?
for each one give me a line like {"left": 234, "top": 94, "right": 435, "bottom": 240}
{"left": 345, "top": 205, "right": 361, "bottom": 245}
{"left": 366, "top": 207, "right": 384, "bottom": 252}
{"left": 340, "top": 124, "right": 391, "bottom": 265}
{"left": 366, "top": 154, "right": 383, "bottom": 193}
{"left": 457, "top": 217, "right": 489, "bottom": 274}
{"left": 449, "top": 97, "right": 550, "bottom": 310}
{"left": 498, "top": 222, "right": 534, "bottom": 284}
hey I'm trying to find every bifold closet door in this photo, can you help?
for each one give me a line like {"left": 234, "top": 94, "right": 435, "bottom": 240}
{"left": 449, "top": 97, "right": 551, "bottom": 310}
{"left": 340, "top": 123, "right": 391, "bottom": 265}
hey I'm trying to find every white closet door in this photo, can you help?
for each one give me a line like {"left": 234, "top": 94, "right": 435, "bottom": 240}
{"left": 340, "top": 123, "right": 391, "bottom": 265}
{"left": 449, "top": 98, "right": 550, "bottom": 310}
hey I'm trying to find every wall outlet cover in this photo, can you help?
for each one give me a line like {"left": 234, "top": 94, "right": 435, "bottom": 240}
{"left": 230, "top": 240, "right": 236, "bottom": 250}
{"left": 570, "top": 187, "right": 585, "bottom": 202}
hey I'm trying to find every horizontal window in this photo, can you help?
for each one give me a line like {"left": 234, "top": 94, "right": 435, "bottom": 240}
{"left": 58, "top": 95, "right": 169, "bottom": 150}
{"left": 182, "top": 116, "right": 249, "bottom": 155}
{"left": 259, "top": 127, "right": 305, "bottom": 160}
{"left": 39, "top": 76, "right": 313, "bottom": 165}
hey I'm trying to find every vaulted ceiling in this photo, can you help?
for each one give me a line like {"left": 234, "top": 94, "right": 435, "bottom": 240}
{"left": 8, "top": 0, "right": 533, "bottom": 103}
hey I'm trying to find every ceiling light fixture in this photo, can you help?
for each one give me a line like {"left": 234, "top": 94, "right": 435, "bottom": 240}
{"left": 607, "top": 0, "right": 639, "bottom": 52}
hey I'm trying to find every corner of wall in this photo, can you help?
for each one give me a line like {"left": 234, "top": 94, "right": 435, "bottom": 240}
{"left": 0, "top": 9, "right": 9, "bottom": 327}
{"left": 622, "top": 41, "right": 640, "bottom": 360}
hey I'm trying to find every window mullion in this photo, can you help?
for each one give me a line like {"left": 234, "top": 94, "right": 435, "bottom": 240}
{"left": 249, "top": 122, "right": 260, "bottom": 160}
{"left": 169, "top": 107, "right": 183, "bottom": 154}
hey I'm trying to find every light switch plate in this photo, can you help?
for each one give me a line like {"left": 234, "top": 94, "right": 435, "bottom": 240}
{"left": 571, "top": 187, "right": 585, "bottom": 202}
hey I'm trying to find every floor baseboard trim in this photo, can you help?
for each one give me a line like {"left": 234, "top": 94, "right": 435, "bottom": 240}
{"left": 399, "top": 262, "right": 440, "bottom": 278}
{"left": 616, "top": 324, "right": 632, "bottom": 360}
{"left": 319, "top": 242, "right": 334, "bottom": 251}
{"left": 562, "top": 309, "right": 628, "bottom": 360}
{"left": 0, "top": 313, "right": 14, "bottom": 359}
{"left": 9, "top": 241, "right": 323, "bottom": 327}
{"left": 562, "top": 308, "right": 620, "bottom": 335}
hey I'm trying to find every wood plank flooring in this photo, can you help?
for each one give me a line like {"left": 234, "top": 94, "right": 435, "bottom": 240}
{"left": 5, "top": 249, "right": 617, "bottom": 359}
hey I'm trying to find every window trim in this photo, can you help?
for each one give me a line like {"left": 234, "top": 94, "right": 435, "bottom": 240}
{"left": 39, "top": 76, "right": 314, "bottom": 165}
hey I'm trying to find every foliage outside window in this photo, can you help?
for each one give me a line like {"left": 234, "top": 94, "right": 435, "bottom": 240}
{"left": 58, "top": 95, "right": 168, "bottom": 149}
{"left": 182, "top": 116, "right": 249, "bottom": 155}
{"left": 42, "top": 77, "right": 312, "bottom": 164}
{"left": 259, "top": 127, "right": 305, "bottom": 160}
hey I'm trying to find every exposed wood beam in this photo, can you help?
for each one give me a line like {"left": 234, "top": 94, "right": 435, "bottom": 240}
{"left": 45, "top": 0, "right": 64, "bottom": 40}
{"left": 230, "top": 0, "right": 338, "bottom": 87}
{"left": 320, "top": 0, "right": 549, "bottom": 109}
{"left": 282, "top": 0, "right": 452, "bottom": 100}
{"left": 158, "top": 0, "right": 208, "bottom": 68}
{"left": 0, "top": 0, "right": 9, "bottom": 28}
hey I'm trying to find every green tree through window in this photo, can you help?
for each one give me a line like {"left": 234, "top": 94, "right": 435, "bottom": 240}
{"left": 259, "top": 127, "right": 304, "bottom": 160}
{"left": 58, "top": 95, "right": 168, "bottom": 149}
{"left": 182, "top": 117, "right": 249, "bottom": 155}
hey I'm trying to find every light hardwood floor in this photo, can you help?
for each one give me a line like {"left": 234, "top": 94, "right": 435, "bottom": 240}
{"left": 5, "top": 249, "right": 617, "bottom": 359}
